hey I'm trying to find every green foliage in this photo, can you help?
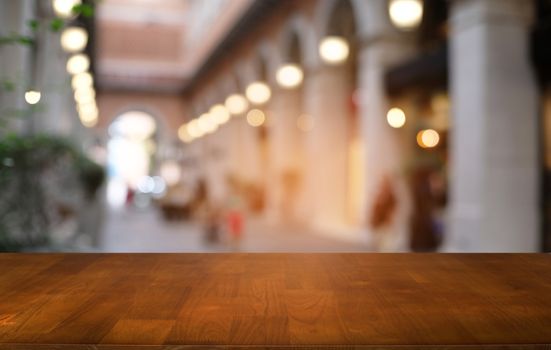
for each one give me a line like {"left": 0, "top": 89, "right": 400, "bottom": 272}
{"left": 72, "top": 3, "right": 95, "bottom": 18}
{"left": 0, "top": 33, "right": 34, "bottom": 46}
{"left": 1, "top": 80, "right": 15, "bottom": 92}
{"left": 27, "top": 19, "right": 39, "bottom": 32}
{"left": 1, "top": 1, "right": 96, "bottom": 45}
{"left": 0, "top": 134, "right": 105, "bottom": 251}
{"left": 0, "top": 0, "right": 97, "bottom": 128}
{"left": 49, "top": 18, "right": 64, "bottom": 32}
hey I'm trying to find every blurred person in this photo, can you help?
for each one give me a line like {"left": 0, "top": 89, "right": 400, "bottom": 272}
{"left": 281, "top": 169, "right": 300, "bottom": 223}
{"left": 369, "top": 175, "right": 397, "bottom": 251}
{"left": 226, "top": 201, "right": 244, "bottom": 249}
{"left": 191, "top": 178, "right": 208, "bottom": 217}
{"left": 408, "top": 166, "right": 445, "bottom": 252}
{"left": 203, "top": 202, "right": 221, "bottom": 244}
{"left": 159, "top": 182, "right": 193, "bottom": 221}
{"left": 125, "top": 187, "right": 135, "bottom": 207}
{"left": 224, "top": 175, "right": 245, "bottom": 249}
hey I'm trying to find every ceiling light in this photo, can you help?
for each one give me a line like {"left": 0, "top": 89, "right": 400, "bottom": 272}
{"left": 246, "top": 109, "right": 266, "bottom": 127}
{"left": 319, "top": 36, "right": 349, "bottom": 65}
{"left": 209, "top": 104, "right": 230, "bottom": 125}
{"left": 24, "top": 90, "right": 41, "bottom": 105}
{"left": 60, "top": 27, "right": 88, "bottom": 53}
{"left": 178, "top": 124, "right": 194, "bottom": 143}
{"left": 74, "top": 87, "right": 95, "bottom": 104}
{"left": 245, "top": 82, "right": 271, "bottom": 105}
{"left": 72, "top": 72, "right": 93, "bottom": 90}
{"left": 66, "top": 53, "right": 90, "bottom": 75}
{"left": 417, "top": 129, "right": 440, "bottom": 148}
{"left": 276, "top": 64, "right": 304, "bottom": 89}
{"left": 386, "top": 107, "right": 406, "bottom": 128}
{"left": 198, "top": 113, "right": 218, "bottom": 134}
{"left": 52, "top": 0, "right": 81, "bottom": 18}
{"left": 389, "top": 0, "right": 423, "bottom": 30}
{"left": 225, "top": 94, "right": 248, "bottom": 115}
{"left": 160, "top": 161, "right": 181, "bottom": 186}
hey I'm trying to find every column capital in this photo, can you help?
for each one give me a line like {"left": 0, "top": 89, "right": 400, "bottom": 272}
{"left": 358, "top": 32, "right": 415, "bottom": 50}
{"left": 450, "top": 0, "right": 535, "bottom": 32}
{"left": 357, "top": 33, "right": 417, "bottom": 70}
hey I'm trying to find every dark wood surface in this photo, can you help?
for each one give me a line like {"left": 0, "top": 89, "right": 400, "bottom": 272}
{"left": 1, "top": 253, "right": 551, "bottom": 349}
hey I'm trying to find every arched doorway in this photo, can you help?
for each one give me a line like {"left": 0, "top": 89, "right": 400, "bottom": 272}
{"left": 106, "top": 110, "right": 159, "bottom": 208}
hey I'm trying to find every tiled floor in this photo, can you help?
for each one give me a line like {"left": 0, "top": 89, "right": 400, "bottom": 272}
{"left": 99, "top": 206, "right": 369, "bottom": 252}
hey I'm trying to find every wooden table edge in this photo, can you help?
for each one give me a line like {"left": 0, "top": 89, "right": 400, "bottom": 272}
{"left": 1, "top": 344, "right": 550, "bottom": 349}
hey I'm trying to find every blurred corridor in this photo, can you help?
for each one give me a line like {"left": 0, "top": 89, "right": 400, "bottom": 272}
{"left": 1, "top": 0, "right": 551, "bottom": 252}
{"left": 100, "top": 207, "right": 368, "bottom": 252}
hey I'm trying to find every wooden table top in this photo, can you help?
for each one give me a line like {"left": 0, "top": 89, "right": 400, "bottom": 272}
{"left": 1, "top": 253, "right": 550, "bottom": 349}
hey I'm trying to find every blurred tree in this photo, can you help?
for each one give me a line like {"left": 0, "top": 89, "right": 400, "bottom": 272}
{"left": 0, "top": 134, "right": 104, "bottom": 251}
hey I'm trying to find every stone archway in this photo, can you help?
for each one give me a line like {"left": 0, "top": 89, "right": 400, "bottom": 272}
{"left": 105, "top": 110, "right": 159, "bottom": 208}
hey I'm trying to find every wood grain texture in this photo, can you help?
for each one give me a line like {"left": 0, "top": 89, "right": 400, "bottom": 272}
{"left": 0, "top": 253, "right": 550, "bottom": 349}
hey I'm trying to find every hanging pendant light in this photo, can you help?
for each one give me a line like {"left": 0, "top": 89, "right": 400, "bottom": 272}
{"left": 60, "top": 27, "right": 88, "bottom": 53}
{"left": 389, "top": 0, "right": 423, "bottom": 30}
{"left": 66, "top": 53, "right": 90, "bottom": 75}
{"left": 319, "top": 36, "right": 349, "bottom": 65}
{"left": 276, "top": 63, "right": 303, "bottom": 89}
{"left": 245, "top": 82, "right": 271, "bottom": 105}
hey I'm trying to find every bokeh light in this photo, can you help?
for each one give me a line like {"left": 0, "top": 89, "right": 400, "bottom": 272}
{"left": 52, "top": 0, "right": 82, "bottom": 18}
{"left": 389, "top": 0, "right": 423, "bottom": 30}
{"left": 417, "top": 129, "right": 440, "bottom": 148}
{"left": 187, "top": 119, "right": 203, "bottom": 138}
{"left": 225, "top": 94, "right": 248, "bottom": 115}
{"left": 319, "top": 36, "right": 349, "bottom": 65}
{"left": 210, "top": 104, "right": 231, "bottom": 125}
{"left": 74, "top": 87, "right": 95, "bottom": 104}
{"left": 160, "top": 161, "right": 182, "bottom": 186}
{"left": 246, "top": 109, "right": 266, "bottom": 127}
{"left": 66, "top": 54, "right": 90, "bottom": 75}
{"left": 108, "top": 111, "right": 156, "bottom": 140}
{"left": 178, "top": 124, "right": 194, "bottom": 143}
{"left": 245, "top": 82, "right": 271, "bottom": 105}
{"left": 78, "top": 102, "right": 98, "bottom": 127}
{"left": 276, "top": 64, "right": 304, "bottom": 89}
{"left": 78, "top": 101, "right": 98, "bottom": 127}
{"left": 80, "top": 114, "right": 98, "bottom": 127}
{"left": 71, "top": 72, "right": 93, "bottom": 90}
{"left": 60, "top": 27, "right": 88, "bottom": 53}
{"left": 386, "top": 107, "right": 406, "bottom": 128}
{"left": 198, "top": 113, "right": 218, "bottom": 134}
{"left": 137, "top": 176, "right": 155, "bottom": 193}
{"left": 24, "top": 90, "right": 41, "bottom": 105}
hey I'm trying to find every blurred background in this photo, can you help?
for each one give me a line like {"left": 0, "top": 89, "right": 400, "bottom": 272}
{"left": 1, "top": 0, "right": 550, "bottom": 253}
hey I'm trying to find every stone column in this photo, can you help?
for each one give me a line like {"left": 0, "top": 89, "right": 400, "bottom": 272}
{"left": 357, "top": 12, "right": 415, "bottom": 251}
{"left": 203, "top": 127, "right": 230, "bottom": 205}
{"left": 447, "top": 0, "right": 539, "bottom": 251}
{"left": 0, "top": 0, "right": 35, "bottom": 134}
{"left": 238, "top": 117, "right": 263, "bottom": 184}
{"left": 302, "top": 65, "right": 350, "bottom": 231}
{"left": 265, "top": 87, "right": 302, "bottom": 223}
{"left": 226, "top": 117, "right": 243, "bottom": 179}
{"left": 34, "top": 27, "right": 76, "bottom": 136}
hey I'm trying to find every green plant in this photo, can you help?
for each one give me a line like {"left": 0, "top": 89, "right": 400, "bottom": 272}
{"left": 0, "top": 134, "right": 105, "bottom": 251}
